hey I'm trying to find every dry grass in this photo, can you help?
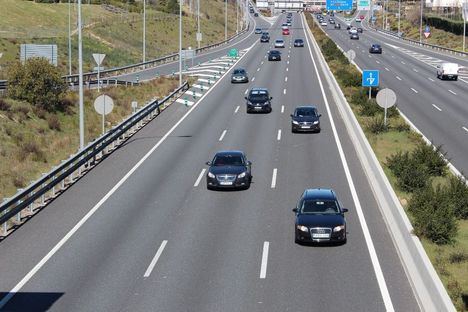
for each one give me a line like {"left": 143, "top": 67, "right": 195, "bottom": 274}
{"left": 0, "top": 77, "right": 180, "bottom": 200}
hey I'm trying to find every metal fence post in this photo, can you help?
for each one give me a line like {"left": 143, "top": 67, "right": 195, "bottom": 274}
{"left": 29, "top": 190, "right": 35, "bottom": 213}
{"left": 61, "top": 161, "right": 66, "bottom": 189}
{"left": 2, "top": 198, "right": 8, "bottom": 235}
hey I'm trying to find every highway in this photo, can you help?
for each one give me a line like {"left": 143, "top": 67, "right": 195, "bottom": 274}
{"left": 320, "top": 13, "right": 468, "bottom": 176}
{"left": 0, "top": 12, "right": 420, "bottom": 311}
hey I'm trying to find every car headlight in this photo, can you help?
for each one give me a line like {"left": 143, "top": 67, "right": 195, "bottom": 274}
{"left": 208, "top": 172, "right": 215, "bottom": 178}
{"left": 238, "top": 172, "right": 246, "bottom": 178}
{"left": 297, "top": 225, "right": 308, "bottom": 232}
{"left": 313, "top": 121, "right": 319, "bottom": 125}
{"left": 292, "top": 120, "right": 299, "bottom": 125}
{"left": 333, "top": 225, "right": 345, "bottom": 232}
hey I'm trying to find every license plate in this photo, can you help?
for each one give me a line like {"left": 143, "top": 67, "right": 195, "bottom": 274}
{"left": 312, "top": 233, "right": 330, "bottom": 239}
{"left": 302, "top": 126, "right": 311, "bottom": 129}
{"left": 219, "top": 181, "right": 233, "bottom": 186}
{"left": 254, "top": 107, "right": 262, "bottom": 110}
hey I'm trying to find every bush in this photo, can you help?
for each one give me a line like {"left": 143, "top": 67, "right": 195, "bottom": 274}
{"left": 445, "top": 175, "right": 468, "bottom": 219}
{"left": 47, "top": 115, "right": 61, "bottom": 131}
{"left": 392, "top": 119, "right": 411, "bottom": 132}
{"left": 366, "top": 116, "right": 388, "bottom": 134}
{"left": 408, "top": 184, "right": 458, "bottom": 244}
{"left": 18, "top": 141, "right": 45, "bottom": 162}
{"left": 322, "top": 39, "right": 349, "bottom": 64}
{"left": 448, "top": 249, "right": 468, "bottom": 264}
{"left": 350, "top": 89, "right": 368, "bottom": 106}
{"left": 0, "top": 98, "right": 11, "bottom": 111}
{"left": 387, "top": 151, "right": 431, "bottom": 192}
{"left": 412, "top": 143, "right": 447, "bottom": 177}
{"left": 7, "top": 58, "right": 67, "bottom": 112}
{"left": 360, "top": 99, "right": 382, "bottom": 117}
{"left": 336, "top": 68, "right": 361, "bottom": 87}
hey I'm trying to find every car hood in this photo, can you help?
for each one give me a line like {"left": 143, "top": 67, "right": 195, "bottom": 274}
{"left": 209, "top": 166, "right": 247, "bottom": 175}
{"left": 292, "top": 115, "right": 319, "bottom": 122}
{"left": 296, "top": 214, "right": 345, "bottom": 228}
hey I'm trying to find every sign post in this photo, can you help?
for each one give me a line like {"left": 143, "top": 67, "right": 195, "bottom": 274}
{"left": 376, "top": 88, "right": 397, "bottom": 126}
{"left": 362, "top": 70, "right": 380, "bottom": 99}
{"left": 92, "top": 53, "right": 106, "bottom": 92}
{"left": 94, "top": 94, "right": 114, "bottom": 134}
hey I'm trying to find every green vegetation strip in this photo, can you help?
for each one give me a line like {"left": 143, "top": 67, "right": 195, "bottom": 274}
{"left": 305, "top": 14, "right": 468, "bottom": 311}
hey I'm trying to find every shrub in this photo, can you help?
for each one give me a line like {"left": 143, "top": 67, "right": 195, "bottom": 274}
{"left": 350, "top": 89, "right": 368, "bottom": 106}
{"left": 387, "top": 151, "right": 411, "bottom": 177}
{"left": 18, "top": 141, "right": 45, "bottom": 162}
{"left": 360, "top": 99, "right": 382, "bottom": 117}
{"left": 366, "top": 116, "right": 388, "bottom": 134}
{"left": 412, "top": 143, "right": 447, "bottom": 177}
{"left": 7, "top": 58, "right": 66, "bottom": 112}
{"left": 0, "top": 98, "right": 11, "bottom": 111}
{"left": 408, "top": 184, "right": 458, "bottom": 244}
{"left": 47, "top": 115, "right": 61, "bottom": 131}
{"left": 336, "top": 68, "right": 361, "bottom": 87}
{"left": 397, "top": 162, "right": 430, "bottom": 192}
{"left": 448, "top": 249, "right": 468, "bottom": 264}
{"left": 392, "top": 120, "right": 411, "bottom": 132}
{"left": 445, "top": 175, "right": 468, "bottom": 219}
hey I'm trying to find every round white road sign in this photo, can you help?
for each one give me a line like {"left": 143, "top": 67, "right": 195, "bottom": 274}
{"left": 94, "top": 94, "right": 114, "bottom": 115}
{"left": 376, "top": 88, "right": 397, "bottom": 108}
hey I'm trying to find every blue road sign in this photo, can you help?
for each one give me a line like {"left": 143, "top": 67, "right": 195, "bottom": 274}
{"left": 362, "top": 70, "right": 379, "bottom": 87}
{"left": 326, "top": 0, "right": 353, "bottom": 11}
{"left": 425, "top": 25, "right": 430, "bottom": 33}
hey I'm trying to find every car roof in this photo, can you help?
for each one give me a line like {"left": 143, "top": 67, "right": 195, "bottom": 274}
{"left": 214, "top": 150, "right": 245, "bottom": 156}
{"left": 250, "top": 87, "right": 269, "bottom": 92}
{"left": 295, "top": 105, "right": 317, "bottom": 110}
{"left": 303, "top": 188, "right": 336, "bottom": 200}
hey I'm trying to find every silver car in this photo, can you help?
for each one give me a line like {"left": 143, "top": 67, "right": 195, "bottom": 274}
{"left": 274, "top": 39, "right": 285, "bottom": 48}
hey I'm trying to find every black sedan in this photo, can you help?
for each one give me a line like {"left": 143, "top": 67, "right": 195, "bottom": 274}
{"left": 350, "top": 33, "right": 359, "bottom": 40}
{"left": 291, "top": 106, "right": 321, "bottom": 133}
{"left": 245, "top": 88, "right": 272, "bottom": 113}
{"left": 334, "top": 23, "right": 341, "bottom": 29}
{"left": 260, "top": 34, "right": 270, "bottom": 42}
{"left": 293, "top": 38, "right": 304, "bottom": 47}
{"left": 231, "top": 68, "right": 249, "bottom": 83}
{"left": 268, "top": 50, "right": 281, "bottom": 61}
{"left": 293, "top": 188, "right": 348, "bottom": 244}
{"left": 357, "top": 27, "right": 363, "bottom": 33}
{"left": 206, "top": 151, "right": 252, "bottom": 190}
{"left": 369, "top": 44, "right": 382, "bottom": 54}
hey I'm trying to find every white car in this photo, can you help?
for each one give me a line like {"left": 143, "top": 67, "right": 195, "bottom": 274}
{"left": 349, "top": 27, "right": 357, "bottom": 34}
{"left": 320, "top": 21, "right": 327, "bottom": 26}
{"left": 274, "top": 39, "right": 285, "bottom": 48}
{"left": 436, "top": 62, "right": 459, "bottom": 80}
{"left": 355, "top": 17, "right": 361, "bottom": 22}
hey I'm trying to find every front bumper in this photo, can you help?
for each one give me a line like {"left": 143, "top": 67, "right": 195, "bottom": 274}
{"left": 295, "top": 228, "right": 346, "bottom": 243}
{"left": 294, "top": 43, "right": 304, "bottom": 47}
{"left": 231, "top": 76, "right": 248, "bottom": 83}
{"left": 369, "top": 49, "right": 382, "bottom": 54}
{"left": 268, "top": 56, "right": 281, "bottom": 61}
{"left": 292, "top": 122, "right": 320, "bottom": 132}
{"left": 207, "top": 176, "right": 250, "bottom": 189}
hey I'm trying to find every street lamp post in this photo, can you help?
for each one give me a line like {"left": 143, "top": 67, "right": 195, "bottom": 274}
{"left": 225, "top": 0, "right": 228, "bottom": 41}
{"left": 398, "top": 0, "right": 401, "bottom": 36}
{"left": 68, "top": 0, "right": 72, "bottom": 76}
{"left": 236, "top": 0, "right": 239, "bottom": 34}
{"left": 143, "top": 0, "right": 146, "bottom": 64}
{"left": 419, "top": 0, "right": 423, "bottom": 43}
{"left": 197, "top": 0, "right": 201, "bottom": 49}
{"left": 77, "top": 0, "right": 84, "bottom": 150}
{"left": 179, "top": 0, "right": 183, "bottom": 86}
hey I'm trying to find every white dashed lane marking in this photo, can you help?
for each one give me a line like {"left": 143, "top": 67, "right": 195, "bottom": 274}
{"left": 448, "top": 90, "right": 457, "bottom": 95}
{"left": 411, "top": 88, "right": 418, "bottom": 93}
{"left": 432, "top": 104, "right": 442, "bottom": 112}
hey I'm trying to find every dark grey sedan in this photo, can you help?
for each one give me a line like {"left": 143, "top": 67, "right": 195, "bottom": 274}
{"left": 206, "top": 151, "right": 252, "bottom": 190}
{"left": 231, "top": 68, "right": 249, "bottom": 83}
{"left": 291, "top": 106, "right": 321, "bottom": 133}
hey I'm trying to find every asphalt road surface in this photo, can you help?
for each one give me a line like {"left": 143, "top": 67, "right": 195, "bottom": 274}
{"left": 0, "top": 12, "right": 420, "bottom": 312}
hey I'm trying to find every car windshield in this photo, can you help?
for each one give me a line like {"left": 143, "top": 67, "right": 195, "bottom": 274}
{"left": 295, "top": 39, "right": 303, "bottom": 42}
{"left": 295, "top": 108, "right": 317, "bottom": 117}
{"left": 213, "top": 155, "right": 244, "bottom": 166}
{"left": 249, "top": 90, "right": 269, "bottom": 101}
{"left": 270, "top": 51, "right": 280, "bottom": 55}
{"left": 302, "top": 200, "right": 339, "bottom": 214}
{"left": 233, "top": 69, "right": 245, "bottom": 74}
{"left": 276, "top": 40, "right": 284, "bottom": 43}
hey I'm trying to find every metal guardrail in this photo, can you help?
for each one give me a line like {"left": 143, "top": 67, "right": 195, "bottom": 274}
{"left": 0, "top": 80, "right": 7, "bottom": 91}
{"left": 0, "top": 81, "right": 189, "bottom": 235}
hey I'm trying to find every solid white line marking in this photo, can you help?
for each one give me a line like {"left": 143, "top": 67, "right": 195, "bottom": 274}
{"left": 194, "top": 169, "right": 206, "bottom": 187}
{"left": 0, "top": 38, "right": 257, "bottom": 309}
{"left": 144, "top": 240, "right": 168, "bottom": 278}
{"left": 234, "top": 105, "right": 240, "bottom": 113}
{"left": 281, "top": 105, "right": 284, "bottom": 113}
{"left": 463, "top": 126, "right": 468, "bottom": 133}
{"left": 271, "top": 168, "right": 277, "bottom": 188}
{"left": 396, "top": 76, "right": 402, "bottom": 81}
{"left": 260, "top": 241, "right": 269, "bottom": 279}
{"left": 285, "top": 77, "right": 288, "bottom": 82}
{"left": 301, "top": 14, "right": 395, "bottom": 312}
{"left": 432, "top": 104, "right": 442, "bottom": 112}
{"left": 244, "top": 89, "right": 249, "bottom": 95}
{"left": 428, "top": 77, "right": 435, "bottom": 82}
{"left": 218, "top": 129, "right": 227, "bottom": 141}
{"left": 283, "top": 89, "right": 287, "bottom": 95}
{"left": 411, "top": 88, "right": 418, "bottom": 93}
{"left": 277, "top": 129, "right": 282, "bottom": 141}
{"left": 385, "top": 67, "right": 389, "bottom": 71}
{"left": 252, "top": 77, "right": 255, "bottom": 81}
{"left": 448, "top": 89, "right": 457, "bottom": 95}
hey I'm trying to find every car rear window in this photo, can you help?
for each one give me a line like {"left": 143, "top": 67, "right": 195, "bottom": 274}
{"left": 302, "top": 200, "right": 339, "bottom": 214}
{"left": 213, "top": 155, "right": 244, "bottom": 166}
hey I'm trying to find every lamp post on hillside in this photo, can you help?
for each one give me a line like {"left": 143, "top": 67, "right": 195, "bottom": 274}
{"left": 78, "top": 0, "right": 84, "bottom": 150}
{"left": 398, "top": 0, "right": 401, "bottom": 36}
{"left": 236, "top": 0, "right": 239, "bottom": 34}
{"left": 143, "top": 0, "right": 146, "bottom": 64}
{"left": 225, "top": 0, "right": 228, "bottom": 41}
{"left": 419, "top": 0, "right": 423, "bottom": 43}
{"left": 197, "top": 0, "right": 201, "bottom": 49}
{"left": 68, "top": 0, "right": 72, "bottom": 76}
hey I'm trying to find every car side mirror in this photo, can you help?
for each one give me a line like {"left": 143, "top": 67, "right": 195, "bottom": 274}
{"left": 342, "top": 208, "right": 349, "bottom": 213}
{"left": 318, "top": 114, "right": 322, "bottom": 117}
{"left": 270, "top": 97, "right": 273, "bottom": 100}
{"left": 206, "top": 161, "right": 211, "bottom": 166}
{"left": 246, "top": 161, "right": 252, "bottom": 166}
{"left": 244, "top": 96, "right": 248, "bottom": 100}
{"left": 290, "top": 114, "right": 294, "bottom": 117}
{"left": 292, "top": 208, "right": 298, "bottom": 213}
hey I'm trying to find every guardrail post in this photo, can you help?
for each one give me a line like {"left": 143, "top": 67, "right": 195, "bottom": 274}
{"left": 16, "top": 191, "right": 24, "bottom": 223}
{"left": 28, "top": 189, "right": 35, "bottom": 213}
{"left": 41, "top": 174, "right": 47, "bottom": 205}
{"left": 2, "top": 198, "right": 9, "bottom": 236}
{"left": 61, "top": 160, "right": 66, "bottom": 189}
{"left": 51, "top": 173, "right": 56, "bottom": 197}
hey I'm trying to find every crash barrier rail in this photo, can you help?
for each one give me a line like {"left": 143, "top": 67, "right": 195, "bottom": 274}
{"left": 0, "top": 81, "right": 189, "bottom": 236}
{"left": 72, "top": 79, "right": 140, "bottom": 89}
{"left": 0, "top": 80, "right": 6, "bottom": 92}
{"left": 368, "top": 24, "right": 468, "bottom": 57}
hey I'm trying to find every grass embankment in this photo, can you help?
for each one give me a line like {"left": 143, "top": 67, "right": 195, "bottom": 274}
{"left": 0, "top": 77, "right": 180, "bottom": 200}
{"left": 0, "top": 0, "right": 240, "bottom": 77}
{"left": 373, "top": 11, "right": 466, "bottom": 51}
{"left": 306, "top": 13, "right": 468, "bottom": 310}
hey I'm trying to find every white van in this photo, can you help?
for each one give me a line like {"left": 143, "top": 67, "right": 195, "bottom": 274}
{"left": 436, "top": 63, "right": 459, "bottom": 80}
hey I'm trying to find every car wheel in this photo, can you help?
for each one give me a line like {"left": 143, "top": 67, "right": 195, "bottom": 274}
{"left": 316, "top": 128, "right": 321, "bottom": 133}
{"left": 291, "top": 127, "right": 296, "bottom": 133}
{"left": 454, "top": 76, "right": 458, "bottom": 81}
{"left": 295, "top": 235, "right": 300, "bottom": 244}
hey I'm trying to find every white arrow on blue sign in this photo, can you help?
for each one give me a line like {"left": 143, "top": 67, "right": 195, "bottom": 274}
{"left": 362, "top": 70, "right": 380, "bottom": 87}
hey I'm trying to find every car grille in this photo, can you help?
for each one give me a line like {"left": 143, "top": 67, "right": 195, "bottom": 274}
{"left": 310, "top": 227, "right": 332, "bottom": 235}
{"left": 300, "top": 122, "right": 313, "bottom": 126}
{"left": 216, "top": 174, "right": 237, "bottom": 182}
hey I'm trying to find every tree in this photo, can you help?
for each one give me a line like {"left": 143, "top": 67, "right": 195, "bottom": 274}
{"left": 7, "top": 58, "right": 67, "bottom": 112}
{"left": 166, "top": 0, "right": 178, "bottom": 14}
